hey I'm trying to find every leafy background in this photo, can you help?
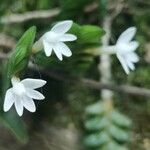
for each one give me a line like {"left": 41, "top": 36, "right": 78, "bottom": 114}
{"left": 0, "top": 0, "right": 150, "bottom": 150}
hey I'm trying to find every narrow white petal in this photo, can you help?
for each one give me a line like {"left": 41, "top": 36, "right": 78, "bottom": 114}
{"left": 55, "top": 42, "right": 72, "bottom": 57}
{"left": 117, "top": 27, "right": 137, "bottom": 44}
{"left": 21, "top": 79, "right": 46, "bottom": 89}
{"left": 60, "top": 34, "right": 77, "bottom": 42}
{"left": 43, "top": 41, "right": 53, "bottom": 57}
{"left": 53, "top": 45, "right": 63, "bottom": 61}
{"left": 128, "top": 52, "right": 139, "bottom": 63}
{"left": 128, "top": 41, "right": 139, "bottom": 51}
{"left": 3, "top": 89, "right": 15, "bottom": 112}
{"left": 117, "top": 53, "right": 130, "bottom": 74}
{"left": 126, "top": 59, "right": 135, "bottom": 70}
{"left": 15, "top": 98, "right": 23, "bottom": 116}
{"left": 26, "top": 89, "right": 45, "bottom": 100}
{"left": 22, "top": 96, "right": 36, "bottom": 112}
{"left": 51, "top": 20, "right": 73, "bottom": 34}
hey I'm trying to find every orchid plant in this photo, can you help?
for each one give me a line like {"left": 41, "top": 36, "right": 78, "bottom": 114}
{"left": 2, "top": 23, "right": 139, "bottom": 116}
{"left": 3, "top": 20, "right": 77, "bottom": 117}
{"left": 1, "top": 19, "right": 139, "bottom": 146}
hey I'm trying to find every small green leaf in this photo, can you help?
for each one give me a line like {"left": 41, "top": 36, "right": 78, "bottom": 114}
{"left": 111, "top": 111, "right": 132, "bottom": 128}
{"left": 85, "top": 117, "right": 108, "bottom": 130}
{"left": 85, "top": 102, "right": 105, "bottom": 115}
{"left": 7, "top": 26, "right": 36, "bottom": 77}
{"left": 84, "top": 132, "right": 110, "bottom": 147}
{"left": 109, "top": 125, "right": 130, "bottom": 142}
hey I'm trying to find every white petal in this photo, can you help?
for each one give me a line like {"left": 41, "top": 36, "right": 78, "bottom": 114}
{"left": 53, "top": 45, "right": 63, "bottom": 61}
{"left": 117, "top": 27, "right": 137, "bottom": 44}
{"left": 3, "top": 88, "right": 15, "bottom": 112}
{"left": 126, "top": 59, "right": 135, "bottom": 70}
{"left": 21, "top": 79, "right": 46, "bottom": 89}
{"left": 60, "top": 34, "right": 77, "bottom": 42}
{"left": 51, "top": 20, "right": 73, "bottom": 34}
{"left": 22, "top": 96, "right": 36, "bottom": 112}
{"left": 128, "top": 52, "right": 139, "bottom": 63}
{"left": 14, "top": 98, "right": 23, "bottom": 116}
{"left": 26, "top": 89, "right": 45, "bottom": 100}
{"left": 55, "top": 42, "right": 72, "bottom": 57}
{"left": 43, "top": 41, "right": 53, "bottom": 57}
{"left": 117, "top": 53, "right": 130, "bottom": 74}
{"left": 128, "top": 41, "right": 139, "bottom": 51}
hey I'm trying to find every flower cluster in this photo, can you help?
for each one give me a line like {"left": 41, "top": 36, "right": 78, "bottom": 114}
{"left": 3, "top": 21, "right": 140, "bottom": 117}
{"left": 3, "top": 20, "right": 77, "bottom": 116}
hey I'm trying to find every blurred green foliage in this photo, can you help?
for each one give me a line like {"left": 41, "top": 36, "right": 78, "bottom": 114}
{"left": 0, "top": 0, "right": 149, "bottom": 149}
{"left": 84, "top": 101, "right": 131, "bottom": 150}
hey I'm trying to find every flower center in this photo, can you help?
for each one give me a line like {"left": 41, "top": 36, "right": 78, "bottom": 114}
{"left": 117, "top": 43, "right": 131, "bottom": 54}
{"left": 44, "top": 31, "right": 60, "bottom": 43}
{"left": 13, "top": 83, "right": 26, "bottom": 96}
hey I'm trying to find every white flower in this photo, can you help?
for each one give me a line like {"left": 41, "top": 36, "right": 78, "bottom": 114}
{"left": 3, "top": 77, "right": 46, "bottom": 116}
{"left": 41, "top": 20, "right": 77, "bottom": 61}
{"left": 102, "top": 27, "right": 139, "bottom": 74}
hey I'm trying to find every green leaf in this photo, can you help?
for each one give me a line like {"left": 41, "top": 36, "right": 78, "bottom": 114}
{"left": 111, "top": 111, "right": 132, "bottom": 128}
{"left": 109, "top": 125, "right": 130, "bottom": 142}
{"left": 85, "top": 117, "right": 108, "bottom": 130}
{"left": 84, "top": 132, "right": 110, "bottom": 147}
{"left": 85, "top": 102, "right": 105, "bottom": 115}
{"left": 0, "top": 111, "right": 28, "bottom": 143}
{"left": 78, "top": 25, "right": 104, "bottom": 44}
{"left": 7, "top": 26, "right": 36, "bottom": 77}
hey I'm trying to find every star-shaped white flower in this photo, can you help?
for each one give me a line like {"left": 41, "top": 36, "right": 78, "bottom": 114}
{"left": 3, "top": 77, "right": 46, "bottom": 116}
{"left": 115, "top": 27, "right": 139, "bottom": 74}
{"left": 102, "top": 27, "right": 139, "bottom": 74}
{"left": 41, "top": 20, "right": 77, "bottom": 61}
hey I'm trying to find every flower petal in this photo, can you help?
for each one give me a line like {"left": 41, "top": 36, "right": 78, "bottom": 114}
{"left": 21, "top": 79, "right": 46, "bottom": 89}
{"left": 22, "top": 96, "right": 36, "bottom": 112}
{"left": 3, "top": 88, "right": 15, "bottom": 112}
{"left": 126, "top": 58, "right": 135, "bottom": 70}
{"left": 128, "top": 41, "right": 139, "bottom": 51}
{"left": 117, "top": 53, "right": 130, "bottom": 74}
{"left": 51, "top": 20, "right": 73, "bottom": 34}
{"left": 53, "top": 44, "right": 63, "bottom": 61}
{"left": 117, "top": 27, "right": 137, "bottom": 44}
{"left": 14, "top": 98, "right": 23, "bottom": 116}
{"left": 60, "top": 34, "right": 77, "bottom": 42}
{"left": 43, "top": 41, "right": 53, "bottom": 57}
{"left": 128, "top": 52, "right": 139, "bottom": 63}
{"left": 26, "top": 89, "right": 45, "bottom": 100}
{"left": 55, "top": 42, "right": 72, "bottom": 57}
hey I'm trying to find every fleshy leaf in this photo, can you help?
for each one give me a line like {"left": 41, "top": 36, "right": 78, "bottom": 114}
{"left": 7, "top": 26, "right": 36, "bottom": 77}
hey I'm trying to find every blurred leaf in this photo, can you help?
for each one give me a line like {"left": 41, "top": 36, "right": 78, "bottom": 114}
{"left": 109, "top": 125, "right": 130, "bottom": 142}
{"left": 85, "top": 116, "right": 108, "bottom": 130}
{"left": 85, "top": 102, "right": 105, "bottom": 114}
{"left": 111, "top": 111, "right": 132, "bottom": 128}
{"left": 84, "top": 132, "right": 110, "bottom": 147}
{"left": 78, "top": 25, "right": 104, "bottom": 44}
